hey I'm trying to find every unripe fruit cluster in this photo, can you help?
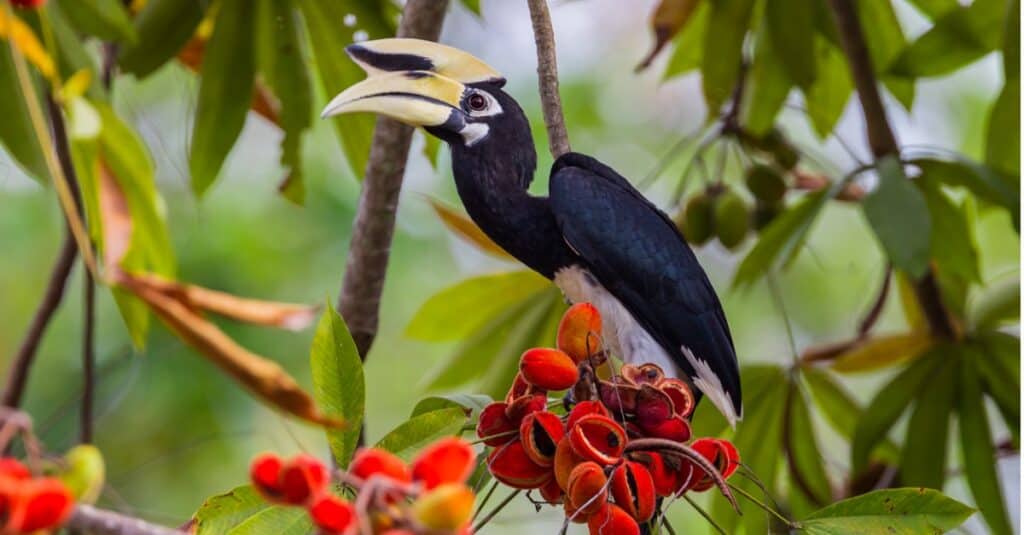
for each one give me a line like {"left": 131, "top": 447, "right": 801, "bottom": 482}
{"left": 477, "top": 304, "right": 741, "bottom": 534}
{"left": 250, "top": 438, "right": 477, "bottom": 534}
{"left": 0, "top": 457, "right": 75, "bottom": 533}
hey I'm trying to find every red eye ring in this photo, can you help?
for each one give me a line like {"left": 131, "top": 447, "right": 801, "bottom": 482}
{"left": 468, "top": 93, "right": 488, "bottom": 111}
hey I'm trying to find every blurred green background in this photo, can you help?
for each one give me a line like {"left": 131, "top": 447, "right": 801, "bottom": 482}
{"left": 0, "top": 0, "right": 1018, "bottom": 532}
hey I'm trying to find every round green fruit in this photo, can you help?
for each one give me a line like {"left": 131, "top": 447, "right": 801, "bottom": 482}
{"left": 745, "top": 164, "right": 787, "bottom": 202}
{"left": 753, "top": 200, "right": 784, "bottom": 230}
{"left": 714, "top": 191, "right": 749, "bottom": 249}
{"left": 761, "top": 129, "right": 799, "bottom": 170}
{"left": 679, "top": 193, "right": 714, "bottom": 245}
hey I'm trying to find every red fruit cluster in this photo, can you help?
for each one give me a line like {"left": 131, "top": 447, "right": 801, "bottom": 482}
{"left": 477, "top": 303, "right": 741, "bottom": 534}
{"left": 0, "top": 457, "right": 74, "bottom": 534}
{"left": 250, "top": 438, "right": 477, "bottom": 534}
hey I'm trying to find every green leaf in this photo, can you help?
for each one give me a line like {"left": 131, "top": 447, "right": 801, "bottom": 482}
{"left": 194, "top": 485, "right": 268, "bottom": 535}
{"left": 888, "top": 0, "right": 1005, "bottom": 78}
{"left": 412, "top": 394, "right": 492, "bottom": 419}
{"left": 802, "top": 367, "right": 899, "bottom": 463}
{"left": 958, "top": 358, "right": 1013, "bottom": 535}
{"left": 856, "top": 0, "right": 906, "bottom": 74}
{"left": 375, "top": 407, "right": 468, "bottom": 460}
{"left": 801, "top": 488, "right": 974, "bottom": 534}
{"left": 0, "top": 39, "right": 49, "bottom": 184}
{"left": 741, "top": 20, "right": 793, "bottom": 136}
{"left": 899, "top": 355, "right": 956, "bottom": 489}
{"left": 662, "top": 1, "right": 710, "bottom": 80}
{"left": 310, "top": 302, "right": 364, "bottom": 468}
{"left": 256, "top": 0, "right": 312, "bottom": 205}
{"left": 803, "top": 36, "right": 853, "bottom": 138}
{"left": 1002, "top": 0, "right": 1019, "bottom": 79}
{"left": 459, "top": 0, "right": 482, "bottom": 16}
{"left": 862, "top": 156, "right": 931, "bottom": 278}
{"left": 406, "top": 271, "right": 550, "bottom": 342}
{"left": 712, "top": 365, "right": 787, "bottom": 534}
{"left": 119, "top": 0, "right": 205, "bottom": 78}
{"left": 733, "top": 189, "right": 829, "bottom": 288}
{"left": 917, "top": 176, "right": 981, "bottom": 282}
{"left": 786, "top": 386, "right": 832, "bottom": 511}
{"left": 764, "top": 0, "right": 815, "bottom": 90}
{"left": 701, "top": 0, "right": 755, "bottom": 113}
{"left": 57, "top": 0, "right": 137, "bottom": 44}
{"left": 422, "top": 131, "right": 442, "bottom": 168}
{"left": 985, "top": 79, "right": 1020, "bottom": 177}
{"left": 906, "top": 0, "right": 959, "bottom": 19}
{"left": 852, "top": 349, "right": 941, "bottom": 473}
{"left": 189, "top": 0, "right": 256, "bottom": 196}
{"left": 973, "top": 333, "right": 1021, "bottom": 440}
{"left": 225, "top": 505, "right": 313, "bottom": 535}
{"left": 299, "top": 0, "right": 393, "bottom": 178}
{"left": 912, "top": 157, "right": 1019, "bottom": 225}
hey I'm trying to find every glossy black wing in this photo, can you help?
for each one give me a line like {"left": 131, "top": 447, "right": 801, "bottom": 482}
{"left": 549, "top": 153, "right": 742, "bottom": 419}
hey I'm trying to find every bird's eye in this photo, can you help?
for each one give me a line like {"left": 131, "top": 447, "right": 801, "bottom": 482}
{"left": 467, "top": 93, "right": 488, "bottom": 111}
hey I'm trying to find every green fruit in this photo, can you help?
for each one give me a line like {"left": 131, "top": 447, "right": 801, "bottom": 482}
{"left": 745, "top": 164, "right": 787, "bottom": 202}
{"left": 753, "top": 199, "right": 784, "bottom": 230}
{"left": 679, "top": 193, "right": 714, "bottom": 245}
{"left": 714, "top": 191, "right": 749, "bottom": 249}
{"left": 761, "top": 128, "right": 799, "bottom": 170}
{"left": 60, "top": 444, "right": 105, "bottom": 504}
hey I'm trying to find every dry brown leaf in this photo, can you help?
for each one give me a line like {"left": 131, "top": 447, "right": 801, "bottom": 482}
{"left": 119, "top": 273, "right": 343, "bottom": 429}
{"left": 636, "top": 0, "right": 701, "bottom": 71}
{"left": 98, "top": 161, "right": 133, "bottom": 275}
{"left": 428, "top": 198, "right": 514, "bottom": 260}
{"left": 125, "top": 272, "right": 318, "bottom": 331}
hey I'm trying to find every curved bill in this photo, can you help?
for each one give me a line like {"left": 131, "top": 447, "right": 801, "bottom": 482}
{"left": 320, "top": 70, "right": 467, "bottom": 127}
{"left": 346, "top": 38, "right": 505, "bottom": 85}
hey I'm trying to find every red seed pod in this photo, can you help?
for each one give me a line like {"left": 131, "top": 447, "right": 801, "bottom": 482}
{"left": 520, "top": 348, "right": 579, "bottom": 390}
{"left": 683, "top": 438, "right": 740, "bottom": 492}
{"left": 566, "top": 462, "right": 608, "bottom": 517}
{"left": 539, "top": 477, "right": 564, "bottom": 503}
{"left": 640, "top": 414, "right": 692, "bottom": 443}
{"left": 249, "top": 453, "right": 285, "bottom": 500}
{"left": 554, "top": 437, "right": 584, "bottom": 491}
{"left": 619, "top": 363, "right": 665, "bottom": 386}
{"left": 477, "top": 402, "right": 518, "bottom": 446}
{"left": 15, "top": 478, "right": 75, "bottom": 532}
{"left": 634, "top": 384, "right": 674, "bottom": 428}
{"left": 556, "top": 303, "right": 603, "bottom": 363}
{"left": 629, "top": 451, "right": 680, "bottom": 497}
{"left": 308, "top": 493, "right": 356, "bottom": 535}
{"left": 597, "top": 379, "right": 639, "bottom": 415}
{"left": 569, "top": 414, "right": 626, "bottom": 466}
{"left": 411, "top": 437, "right": 476, "bottom": 490}
{"left": 349, "top": 448, "right": 411, "bottom": 484}
{"left": 505, "top": 393, "right": 547, "bottom": 424}
{"left": 563, "top": 495, "right": 589, "bottom": 524}
{"left": 0, "top": 458, "right": 31, "bottom": 480}
{"left": 280, "top": 454, "right": 329, "bottom": 506}
{"left": 587, "top": 503, "right": 640, "bottom": 535}
{"left": 519, "top": 411, "right": 565, "bottom": 467}
{"left": 610, "top": 461, "right": 656, "bottom": 523}
{"left": 505, "top": 372, "right": 545, "bottom": 405}
{"left": 566, "top": 400, "right": 611, "bottom": 430}
{"left": 487, "top": 440, "right": 551, "bottom": 489}
{"left": 657, "top": 378, "right": 696, "bottom": 418}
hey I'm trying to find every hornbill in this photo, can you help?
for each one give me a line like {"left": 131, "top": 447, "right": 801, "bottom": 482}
{"left": 322, "top": 39, "right": 742, "bottom": 425}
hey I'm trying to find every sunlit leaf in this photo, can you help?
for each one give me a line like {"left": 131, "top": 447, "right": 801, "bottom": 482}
{"left": 741, "top": 20, "right": 792, "bottom": 136}
{"left": 733, "top": 189, "right": 829, "bottom": 288}
{"left": 888, "top": 0, "right": 1004, "bottom": 78}
{"left": 57, "top": 0, "right": 137, "bottom": 44}
{"left": 225, "top": 505, "right": 312, "bottom": 535}
{"left": 422, "top": 131, "right": 442, "bottom": 168}
{"left": 899, "top": 353, "right": 956, "bottom": 489}
{"left": 701, "top": 0, "right": 755, "bottom": 113}
{"left": 957, "top": 358, "right": 1013, "bottom": 535}
{"left": 637, "top": 0, "right": 701, "bottom": 71}
{"left": 862, "top": 156, "right": 931, "bottom": 278}
{"left": 905, "top": 0, "right": 958, "bottom": 19}
{"left": 428, "top": 199, "right": 514, "bottom": 260}
{"left": 661, "top": 1, "right": 709, "bottom": 80}
{"left": 802, "top": 367, "right": 899, "bottom": 463}
{"left": 917, "top": 176, "right": 981, "bottom": 283}
{"left": 912, "top": 157, "right": 1018, "bottom": 227}
{"left": 801, "top": 488, "right": 974, "bottom": 534}
{"left": 0, "top": 20, "right": 49, "bottom": 183}
{"left": 785, "top": 385, "right": 831, "bottom": 512}
{"left": 194, "top": 485, "right": 268, "bottom": 535}
{"left": 803, "top": 36, "right": 852, "bottom": 138}
{"left": 985, "top": 79, "right": 1020, "bottom": 177}
{"left": 830, "top": 332, "right": 934, "bottom": 373}
{"left": 459, "top": 0, "right": 481, "bottom": 16}
{"left": 310, "top": 302, "right": 364, "bottom": 468}
{"left": 406, "top": 271, "right": 549, "bottom": 342}
{"left": 852, "top": 348, "right": 941, "bottom": 473}
{"left": 189, "top": 0, "right": 256, "bottom": 196}
{"left": 375, "top": 407, "right": 468, "bottom": 460}
{"left": 764, "top": 0, "right": 815, "bottom": 90}
{"left": 969, "top": 275, "right": 1020, "bottom": 330}
{"left": 119, "top": 0, "right": 205, "bottom": 77}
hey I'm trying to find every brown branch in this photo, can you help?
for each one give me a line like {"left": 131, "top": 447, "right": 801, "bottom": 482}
{"left": 66, "top": 505, "right": 181, "bottom": 535}
{"left": 526, "top": 0, "right": 571, "bottom": 157}
{"left": 857, "top": 265, "right": 891, "bottom": 337}
{"left": 827, "top": 0, "right": 956, "bottom": 340}
{"left": 336, "top": 0, "right": 450, "bottom": 358}
{"left": 81, "top": 272, "right": 96, "bottom": 444}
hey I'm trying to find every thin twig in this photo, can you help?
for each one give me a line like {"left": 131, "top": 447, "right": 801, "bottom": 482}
{"left": 471, "top": 489, "right": 520, "bottom": 532}
{"left": 66, "top": 505, "right": 181, "bottom": 535}
{"left": 526, "top": 0, "right": 570, "bottom": 157}
{"left": 81, "top": 272, "right": 96, "bottom": 444}
{"left": 857, "top": 265, "right": 892, "bottom": 337}
{"left": 682, "top": 494, "right": 726, "bottom": 535}
{"left": 727, "top": 482, "right": 799, "bottom": 529}
{"left": 337, "top": 0, "right": 450, "bottom": 358}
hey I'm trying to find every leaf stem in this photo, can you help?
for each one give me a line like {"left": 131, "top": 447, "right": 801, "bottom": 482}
{"left": 471, "top": 489, "right": 520, "bottom": 532}
{"left": 682, "top": 494, "right": 726, "bottom": 535}
{"left": 727, "top": 482, "right": 799, "bottom": 529}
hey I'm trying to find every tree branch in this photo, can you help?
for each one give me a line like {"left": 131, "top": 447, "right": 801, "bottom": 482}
{"left": 526, "top": 0, "right": 571, "bottom": 157}
{"left": 827, "top": 0, "right": 956, "bottom": 340}
{"left": 81, "top": 272, "right": 96, "bottom": 444}
{"left": 66, "top": 505, "right": 181, "bottom": 535}
{"left": 336, "top": 0, "right": 450, "bottom": 358}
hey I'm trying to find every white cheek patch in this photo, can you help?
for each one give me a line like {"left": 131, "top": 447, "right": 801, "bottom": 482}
{"left": 459, "top": 122, "right": 489, "bottom": 146}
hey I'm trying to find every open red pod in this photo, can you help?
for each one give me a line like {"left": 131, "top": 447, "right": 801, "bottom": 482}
{"left": 280, "top": 454, "right": 329, "bottom": 506}
{"left": 477, "top": 402, "right": 518, "bottom": 447}
{"left": 249, "top": 453, "right": 285, "bottom": 501}
{"left": 487, "top": 440, "right": 551, "bottom": 489}
{"left": 610, "top": 461, "right": 656, "bottom": 523}
{"left": 350, "top": 448, "right": 411, "bottom": 484}
{"left": 309, "top": 493, "right": 356, "bottom": 535}
{"left": 640, "top": 414, "right": 692, "bottom": 442}
{"left": 554, "top": 437, "right": 585, "bottom": 491}
{"left": 629, "top": 451, "right": 681, "bottom": 497}
{"left": 505, "top": 393, "right": 548, "bottom": 424}
{"left": 657, "top": 378, "right": 696, "bottom": 418}
{"left": 569, "top": 414, "right": 626, "bottom": 466}
{"left": 520, "top": 348, "right": 579, "bottom": 390}
{"left": 520, "top": 411, "right": 565, "bottom": 467}
{"left": 566, "top": 462, "right": 608, "bottom": 517}
{"left": 682, "top": 438, "right": 740, "bottom": 492}
{"left": 619, "top": 363, "right": 664, "bottom": 386}
{"left": 587, "top": 502, "right": 640, "bottom": 535}
{"left": 411, "top": 438, "right": 476, "bottom": 490}
{"left": 566, "top": 400, "right": 610, "bottom": 430}
{"left": 634, "top": 384, "right": 674, "bottom": 428}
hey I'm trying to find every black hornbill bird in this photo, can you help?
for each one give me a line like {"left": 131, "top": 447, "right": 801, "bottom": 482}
{"left": 322, "top": 39, "right": 742, "bottom": 425}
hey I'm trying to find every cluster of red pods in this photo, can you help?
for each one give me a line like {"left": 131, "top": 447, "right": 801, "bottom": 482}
{"left": 250, "top": 437, "right": 477, "bottom": 534}
{"left": 0, "top": 458, "right": 74, "bottom": 534}
{"left": 477, "top": 304, "right": 740, "bottom": 534}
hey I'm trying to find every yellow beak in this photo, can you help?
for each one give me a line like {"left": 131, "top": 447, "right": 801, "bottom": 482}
{"left": 320, "top": 70, "right": 467, "bottom": 127}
